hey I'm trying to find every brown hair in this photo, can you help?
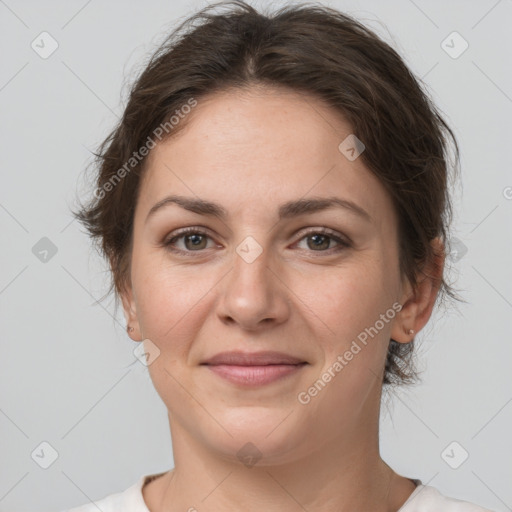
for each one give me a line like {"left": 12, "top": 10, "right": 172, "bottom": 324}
{"left": 73, "top": 0, "right": 462, "bottom": 387}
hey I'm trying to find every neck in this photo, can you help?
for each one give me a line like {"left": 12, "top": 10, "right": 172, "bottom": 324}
{"left": 147, "top": 414, "right": 412, "bottom": 512}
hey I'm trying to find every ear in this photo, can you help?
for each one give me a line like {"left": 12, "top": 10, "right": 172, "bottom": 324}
{"left": 391, "top": 237, "right": 445, "bottom": 343}
{"left": 120, "top": 282, "right": 142, "bottom": 342}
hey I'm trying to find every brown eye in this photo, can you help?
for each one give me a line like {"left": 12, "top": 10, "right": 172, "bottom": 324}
{"left": 164, "top": 228, "right": 214, "bottom": 254}
{"left": 296, "top": 229, "right": 350, "bottom": 253}
{"left": 306, "top": 233, "right": 331, "bottom": 251}
{"left": 182, "top": 232, "right": 208, "bottom": 250}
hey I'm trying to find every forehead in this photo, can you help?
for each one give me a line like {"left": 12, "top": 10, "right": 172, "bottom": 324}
{"left": 136, "top": 86, "right": 394, "bottom": 228}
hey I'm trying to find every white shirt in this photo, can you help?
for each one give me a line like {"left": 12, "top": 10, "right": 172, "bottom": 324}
{"left": 62, "top": 473, "right": 494, "bottom": 512}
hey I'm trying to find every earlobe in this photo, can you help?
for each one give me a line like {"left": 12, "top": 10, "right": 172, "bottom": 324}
{"left": 391, "top": 237, "right": 445, "bottom": 344}
{"left": 391, "top": 288, "right": 418, "bottom": 343}
{"left": 121, "top": 285, "right": 142, "bottom": 341}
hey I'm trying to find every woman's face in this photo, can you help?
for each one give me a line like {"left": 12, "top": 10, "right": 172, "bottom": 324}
{"left": 123, "top": 86, "right": 414, "bottom": 464}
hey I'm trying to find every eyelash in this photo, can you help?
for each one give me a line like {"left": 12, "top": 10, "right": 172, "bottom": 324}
{"left": 162, "top": 226, "right": 351, "bottom": 257}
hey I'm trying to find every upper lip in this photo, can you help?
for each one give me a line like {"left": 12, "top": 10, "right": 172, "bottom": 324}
{"left": 201, "top": 351, "right": 307, "bottom": 366}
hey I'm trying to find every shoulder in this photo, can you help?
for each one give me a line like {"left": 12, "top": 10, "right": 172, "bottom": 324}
{"left": 400, "top": 484, "right": 494, "bottom": 512}
{"left": 59, "top": 475, "right": 151, "bottom": 512}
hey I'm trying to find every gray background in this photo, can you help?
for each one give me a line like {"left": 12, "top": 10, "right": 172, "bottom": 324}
{"left": 1, "top": 0, "right": 511, "bottom": 511}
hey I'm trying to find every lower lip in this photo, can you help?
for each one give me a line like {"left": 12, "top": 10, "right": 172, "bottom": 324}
{"left": 205, "top": 363, "right": 307, "bottom": 386}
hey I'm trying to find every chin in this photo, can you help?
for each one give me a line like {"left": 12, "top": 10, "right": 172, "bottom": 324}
{"left": 202, "top": 407, "right": 313, "bottom": 466}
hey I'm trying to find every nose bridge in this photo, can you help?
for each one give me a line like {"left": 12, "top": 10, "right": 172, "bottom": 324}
{"left": 231, "top": 233, "right": 274, "bottom": 297}
{"left": 217, "top": 232, "right": 288, "bottom": 328}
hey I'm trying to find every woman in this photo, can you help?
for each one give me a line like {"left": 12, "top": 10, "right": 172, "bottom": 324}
{"left": 67, "top": 1, "right": 492, "bottom": 511}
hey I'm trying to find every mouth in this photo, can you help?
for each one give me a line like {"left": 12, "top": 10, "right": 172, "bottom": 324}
{"left": 200, "top": 351, "right": 308, "bottom": 386}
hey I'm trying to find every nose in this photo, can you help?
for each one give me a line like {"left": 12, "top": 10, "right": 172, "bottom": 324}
{"left": 216, "top": 238, "right": 290, "bottom": 332}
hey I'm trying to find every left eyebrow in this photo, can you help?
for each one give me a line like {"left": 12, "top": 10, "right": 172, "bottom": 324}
{"left": 145, "top": 194, "right": 372, "bottom": 224}
{"left": 278, "top": 196, "right": 372, "bottom": 223}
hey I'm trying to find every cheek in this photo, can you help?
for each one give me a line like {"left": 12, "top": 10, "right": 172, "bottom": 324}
{"left": 311, "top": 257, "right": 398, "bottom": 373}
{"left": 319, "top": 261, "right": 390, "bottom": 327}
{"left": 303, "top": 266, "right": 396, "bottom": 418}
{"left": 131, "top": 245, "right": 228, "bottom": 362}
{"left": 131, "top": 257, "right": 219, "bottom": 405}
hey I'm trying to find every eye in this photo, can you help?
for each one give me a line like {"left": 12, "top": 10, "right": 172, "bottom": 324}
{"left": 294, "top": 228, "right": 350, "bottom": 254}
{"left": 163, "top": 227, "right": 215, "bottom": 254}
{"left": 162, "top": 227, "right": 351, "bottom": 256}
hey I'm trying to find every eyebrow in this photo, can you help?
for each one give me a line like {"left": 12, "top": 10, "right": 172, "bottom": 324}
{"left": 145, "top": 194, "right": 372, "bottom": 224}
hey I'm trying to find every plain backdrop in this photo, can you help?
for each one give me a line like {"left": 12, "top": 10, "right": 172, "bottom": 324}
{"left": 1, "top": 0, "right": 511, "bottom": 511}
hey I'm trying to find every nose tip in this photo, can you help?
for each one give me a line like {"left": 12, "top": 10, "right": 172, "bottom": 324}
{"left": 217, "top": 247, "right": 289, "bottom": 331}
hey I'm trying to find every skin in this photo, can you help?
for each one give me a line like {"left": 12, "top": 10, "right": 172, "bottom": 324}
{"left": 121, "top": 85, "right": 444, "bottom": 512}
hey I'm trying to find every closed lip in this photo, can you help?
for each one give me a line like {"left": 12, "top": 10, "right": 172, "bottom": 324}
{"left": 201, "top": 351, "right": 307, "bottom": 366}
